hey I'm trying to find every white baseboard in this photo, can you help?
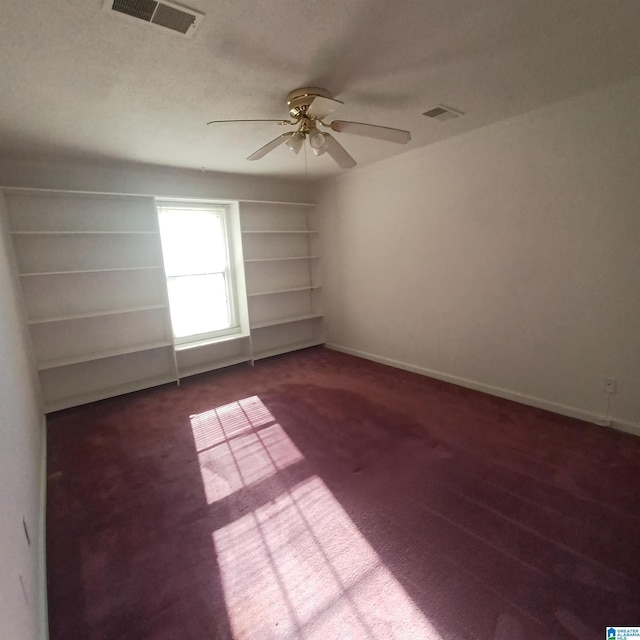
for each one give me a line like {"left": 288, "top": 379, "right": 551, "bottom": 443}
{"left": 326, "top": 343, "right": 640, "bottom": 438}
{"left": 39, "top": 417, "right": 49, "bottom": 640}
{"left": 608, "top": 419, "right": 640, "bottom": 437}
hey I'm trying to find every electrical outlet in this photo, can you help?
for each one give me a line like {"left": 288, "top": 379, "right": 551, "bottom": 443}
{"left": 605, "top": 377, "right": 617, "bottom": 394}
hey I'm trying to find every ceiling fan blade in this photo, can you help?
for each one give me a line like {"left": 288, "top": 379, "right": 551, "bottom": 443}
{"left": 324, "top": 133, "right": 357, "bottom": 169}
{"left": 307, "top": 95, "right": 344, "bottom": 119}
{"left": 207, "top": 119, "right": 291, "bottom": 125}
{"left": 329, "top": 120, "right": 411, "bottom": 144}
{"left": 247, "top": 132, "right": 295, "bottom": 161}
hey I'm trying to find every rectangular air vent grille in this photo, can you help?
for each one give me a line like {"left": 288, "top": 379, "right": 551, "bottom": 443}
{"left": 105, "top": 0, "right": 203, "bottom": 37}
{"left": 151, "top": 3, "right": 196, "bottom": 33}
{"left": 423, "top": 105, "right": 465, "bottom": 121}
{"left": 113, "top": 0, "right": 157, "bottom": 21}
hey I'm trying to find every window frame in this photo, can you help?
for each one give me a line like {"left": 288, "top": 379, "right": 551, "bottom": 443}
{"left": 156, "top": 200, "right": 240, "bottom": 347}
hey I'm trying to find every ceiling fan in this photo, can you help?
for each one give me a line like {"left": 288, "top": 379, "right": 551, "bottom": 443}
{"left": 206, "top": 87, "right": 411, "bottom": 169}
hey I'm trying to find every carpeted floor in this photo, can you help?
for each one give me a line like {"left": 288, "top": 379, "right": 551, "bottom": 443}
{"left": 46, "top": 347, "right": 640, "bottom": 640}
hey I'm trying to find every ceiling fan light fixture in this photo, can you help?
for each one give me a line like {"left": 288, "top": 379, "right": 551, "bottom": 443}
{"left": 285, "top": 132, "right": 304, "bottom": 154}
{"left": 308, "top": 130, "right": 326, "bottom": 151}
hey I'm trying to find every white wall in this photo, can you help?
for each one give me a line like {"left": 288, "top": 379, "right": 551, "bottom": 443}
{"left": 0, "top": 190, "right": 47, "bottom": 638}
{"left": 315, "top": 77, "right": 640, "bottom": 434}
{"left": 0, "top": 157, "right": 311, "bottom": 204}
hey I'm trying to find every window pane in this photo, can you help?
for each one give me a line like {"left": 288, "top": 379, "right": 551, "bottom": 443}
{"left": 158, "top": 208, "right": 228, "bottom": 276}
{"left": 167, "top": 273, "right": 231, "bottom": 338}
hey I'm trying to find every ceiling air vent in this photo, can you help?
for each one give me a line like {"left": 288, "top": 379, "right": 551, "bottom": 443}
{"left": 422, "top": 105, "right": 465, "bottom": 122}
{"left": 104, "top": 0, "right": 204, "bottom": 37}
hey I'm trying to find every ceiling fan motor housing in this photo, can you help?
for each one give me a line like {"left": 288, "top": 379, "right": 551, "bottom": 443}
{"left": 286, "top": 87, "right": 332, "bottom": 119}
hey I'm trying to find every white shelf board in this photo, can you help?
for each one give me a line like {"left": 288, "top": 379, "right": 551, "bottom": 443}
{"left": 11, "top": 231, "right": 158, "bottom": 236}
{"left": 241, "top": 230, "right": 318, "bottom": 235}
{"left": 248, "top": 286, "right": 322, "bottom": 297}
{"left": 44, "top": 374, "right": 176, "bottom": 413}
{"left": 28, "top": 304, "right": 168, "bottom": 325}
{"left": 178, "top": 356, "right": 251, "bottom": 379}
{"left": 253, "top": 339, "right": 325, "bottom": 361}
{"left": 237, "top": 199, "right": 315, "bottom": 207}
{"left": 251, "top": 312, "right": 323, "bottom": 330}
{"left": 174, "top": 332, "right": 250, "bottom": 351}
{"left": 244, "top": 256, "right": 320, "bottom": 263}
{"left": 19, "top": 266, "right": 164, "bottom": 277}
{"left": 37, "top": 340, "right": 174, "bottom": 370}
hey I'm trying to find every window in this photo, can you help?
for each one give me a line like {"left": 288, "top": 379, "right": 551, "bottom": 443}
{"left": 157, "top": 202, "right": 238, "bottom": 345}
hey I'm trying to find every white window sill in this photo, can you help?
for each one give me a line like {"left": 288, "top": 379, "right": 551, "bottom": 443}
{"left": 174, "top": 330, "right": 249, "bottom": 351}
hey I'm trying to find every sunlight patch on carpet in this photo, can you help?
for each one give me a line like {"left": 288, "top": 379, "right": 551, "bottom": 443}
{"left": 190, "top": 396, "right": 304, "bottom": 504}
{"left": 192, "top": 396, "right": 443, "bottom": 639}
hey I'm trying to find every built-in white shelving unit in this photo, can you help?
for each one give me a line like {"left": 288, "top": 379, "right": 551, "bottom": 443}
{"left": 5, "top": 191, "right": 178, "bottom": 412}
{"left": 240, "top": 201, "right": 324, "bottom": 360}
{"left": 4, "top": 190, "right": 323, "bottom": 412}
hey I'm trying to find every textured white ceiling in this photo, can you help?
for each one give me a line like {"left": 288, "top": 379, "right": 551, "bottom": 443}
{"left": 0, "top": 0, "right": 639, "bottom": 180}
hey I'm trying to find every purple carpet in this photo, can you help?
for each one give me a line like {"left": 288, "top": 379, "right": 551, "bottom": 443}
{"left": 46, "top": 347, "right": 640, "bottom": 639}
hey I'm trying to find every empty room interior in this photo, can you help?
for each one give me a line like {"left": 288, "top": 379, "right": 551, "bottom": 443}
{"left": 1, "top": 1, "right": 639, "bottom": 639}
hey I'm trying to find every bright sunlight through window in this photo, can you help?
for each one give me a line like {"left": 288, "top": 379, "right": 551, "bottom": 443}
{"left": 157, "top": 202, "right": 237, "bottom": 344}
{"left": 190, "top": 396, "right": 442, "bottom": 639}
